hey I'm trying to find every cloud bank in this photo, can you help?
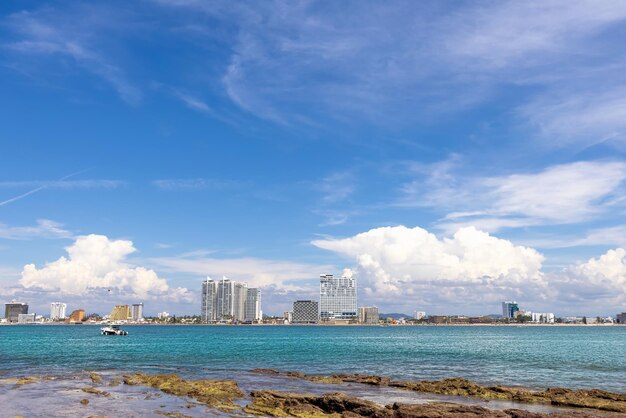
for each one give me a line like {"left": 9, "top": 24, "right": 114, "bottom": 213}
{"left": 20, "top": 234, "right": 191, "bottom": 301}
{"left": 313, "top": 225, "right": 625, "bottom": 314}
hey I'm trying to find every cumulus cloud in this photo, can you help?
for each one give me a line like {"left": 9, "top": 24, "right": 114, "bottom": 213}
{"left": 20, "top": 234, "right": 191, "bottom": 301}
{"left": 313, "top": 225, "right": 545, "bottom": 296}
{"left": 553, "top": 248, "right": 626, "bottom": 304}
{"left": 313, "top": 224, "right": 626, "bottom": 314}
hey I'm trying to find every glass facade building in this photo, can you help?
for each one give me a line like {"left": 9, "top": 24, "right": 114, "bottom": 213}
{"left": 502, "top": 301, "right": 519, "bottom": 319}
{"left": 319, "top": 273, "right": 357, "bottom": 321}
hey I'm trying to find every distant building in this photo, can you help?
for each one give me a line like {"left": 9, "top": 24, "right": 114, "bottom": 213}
{"left": 529, "top": 312, "right": 555, "bottom": 324}
{"left": 502, "top": 301, "right": 519, "bottom": 319}
{"left": 201, "top": 277, "right": 218, "bottom": 323}
{"left": 50, "top": 302, "right": 67, "bottom": 321}
{"left": 616, "top": 312, "right": 626, "bottom": 324}
{"left": 17, "top": 313, "right": 36, "bottom": 324}
{"left": 414, "top": 311, "right": 426, "bottom": 320}
{"left": 68, "top": 309, "right": 85, "bottom": 322}
{"left": 4, "top": 302, "right": 28, "bottom": 323}
{"left": 131, "top": 303, "right": 144, "bottom": 321}
{"left": 157, "top": 311, "right": 170, "bottom": 319}
{"left": 110, "top": 305, "right": 131, "bottom": 321}
{"left": 292, "top": 300, "right": 319, "bottom": 324}
{"left": 245, "top": 288, "right": 262, "bottom": 322}
{"left": 201, "top": 277, "right": 260, "bottom": 323}
{"left": 358, "top": 307, "right": 379, "bottom": 324}
{"left": 320, "top": 273, "right": 357, "bottom": 321}
{"left": 283, "top": 311, "right": 293, "bottom": 323}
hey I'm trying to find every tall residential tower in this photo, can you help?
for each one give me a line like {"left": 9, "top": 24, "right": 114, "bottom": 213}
{"left": 319, "top": 272, "right": 357, "bottom": 321}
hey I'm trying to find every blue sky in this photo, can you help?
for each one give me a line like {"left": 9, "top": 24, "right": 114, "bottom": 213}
{"left": 1, "top": 1, "right": 626, "bottom": 317}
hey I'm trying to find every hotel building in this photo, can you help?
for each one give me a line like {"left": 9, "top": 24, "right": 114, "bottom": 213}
{"left": 50, "top": 302, "right": 67, "bottom": 321}
{"left": 502, "top": 301, "right": 519, "bottom": 319}
{"left": 131, "top": 303, "right": 144, "bottom": 321}
{"left": 320, "top": 273, "right": 357, "bottom": 321}
{"left": 245, "top": 288, "right": 262, "bottom": 322}
{"left": 4, "top": 302, "right": 28, "bottom": 323}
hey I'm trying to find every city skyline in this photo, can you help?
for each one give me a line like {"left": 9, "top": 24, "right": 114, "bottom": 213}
{"left": 1, "top": 2, "right": 626, "bottom": 317}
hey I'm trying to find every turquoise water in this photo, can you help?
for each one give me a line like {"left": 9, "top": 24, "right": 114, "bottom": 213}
{"left": 1, "top": 325, "right": 624, "bottom": 392}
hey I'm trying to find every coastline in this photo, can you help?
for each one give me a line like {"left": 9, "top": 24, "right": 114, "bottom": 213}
{"left": 1, "top": 369, "right": 624, "bottom": 417}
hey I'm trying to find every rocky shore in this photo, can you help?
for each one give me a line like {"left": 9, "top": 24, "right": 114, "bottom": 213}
{"left": 250, "top": 369, "right": 626, "bottom": 414}
{"left": 1, "top": 371, "right": 624, "bottom": 417}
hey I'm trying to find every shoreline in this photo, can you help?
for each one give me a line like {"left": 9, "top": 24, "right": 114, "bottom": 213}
{"left": 1, "top": 322, "right": 624, "bottom": 326}
{"left": 1, "top": 369, "right": 624, "bottom": 417}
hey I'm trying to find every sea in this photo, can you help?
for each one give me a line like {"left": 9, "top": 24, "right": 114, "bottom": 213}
{"left": 1, "top": 324, "right": 624, "bottom": 391}
{"left": 0, "top": 325, "right": 624, "bottom": 417}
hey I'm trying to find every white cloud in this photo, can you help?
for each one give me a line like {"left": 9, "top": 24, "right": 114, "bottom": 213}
{"left": 551, "top": 248, "right": 626, "bottom": 307}
{"left": 20, "top": 234, "right": 191, "bottom": 301}
{"left": 313, "top": 224, "right": 626, "bottom": 314}
{"left": 520, "top": 89, "right": 626, "bottom": 148}
{"left": 445, "top": 1, "right": 626, "bottom": 69}
{"left": 313, "top": 225, "right": 545, "bottom": 297}
{"left": 400, "top": 160, "right": 626, "bottom": 232}
{"left": 0, "top": 219, "right": 71, "bottom": 240}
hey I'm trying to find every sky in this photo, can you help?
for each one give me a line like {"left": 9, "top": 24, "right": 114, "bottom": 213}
{"left": 1, "top": 0, "right": 625, "bottom": 317}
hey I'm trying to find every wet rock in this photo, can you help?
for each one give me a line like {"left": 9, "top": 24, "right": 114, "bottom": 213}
{"left": 332, "top": 374, "right": 391, "bottom": 386}
{"left": 81, "top": 387, "right": 111, "bottom": 397}
{"left": 80, "top": 398, "right": 89, "bottom": 405}
{"left": 244, "top": 390, "right": 388, "bottom": 417}
{"left": 261, "top": 371, "right": 626, "bottom": 414}
{"left": 122, "top": 372, "right": 244, "bottom": 411}
{"left": 89, "top": 372, "right": 103, "bottom": 384}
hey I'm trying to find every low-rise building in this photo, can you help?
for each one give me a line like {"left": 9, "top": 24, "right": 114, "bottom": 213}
{"left": 414, "top": 311, "right": 426, "bottom": 320}
{"left": 358, "top": 306, "right": 379, "bottom": 324}
{"left": 17, "top": 313, "right": 36, "bottom": 324}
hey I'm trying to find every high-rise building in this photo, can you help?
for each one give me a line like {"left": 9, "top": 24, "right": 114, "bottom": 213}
{"left": 50, "top": 302, "right": 67, "bottom": 321}
{"left": 320, "top": 273, "right": 357, "bottom": 321}
{"left": 202, "top": 277, "right": 258, "bottom": 323}
{"left": 233, "top": 282, "right": 247, "bottom": 322}
{"left": 131, "top": 303, "right": 144, "bottom": 321}
{"left": 67, "top": 309, "right": 85, "bottom": 323}
{"left": 292, "top": 300, "right": 319, "bottom": 324}
{"left": 245, "top": 288, "right": 262, "bottom": 323}
{"left": 501, "top": 301, "right": 519, "bottom": 319}
{"left": 4, "top": 302, "right": 28, "bottom": 323}
{"left": 201, "top": 277, "right": 218, "bottom": 323}
{"left": 414, "top": 311, "right": 426, "bottom": 320}
{"left": 358, "top": 307, "right": 379, "bottom": 324}
{"left": 216, "top": 277, "right": 235, "bottom": 321}
{"left": 617, "top": 312, "right": 626, "bottom": 324}
{"left": 110, "top": 305, "right": 131, "bottom": 321}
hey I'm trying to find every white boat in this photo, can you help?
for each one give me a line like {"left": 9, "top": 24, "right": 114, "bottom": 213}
{"left": 100, "top": 324, "right": 128, "bottom": 335}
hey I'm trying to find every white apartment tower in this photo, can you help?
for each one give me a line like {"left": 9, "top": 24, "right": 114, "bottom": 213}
{"left": 320, "top": 272, "right": 357, "bottom": 321}
{"left": 245, "top": 288, "right": 262, "bottom": 322}
{"left": 50, "top": 302, "right": 67, "bottom": 321}
{"left": 202, "top": 276, "right": 259, "bottom": 323}
{"left": 131, "top": 303, "right": 144, "bottom": 321}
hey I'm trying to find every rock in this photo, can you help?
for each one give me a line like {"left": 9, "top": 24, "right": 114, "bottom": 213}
{"left": 244, "top": 390, "right": 388, "bottom": 417}
{"left": 122, "top": 372, "right": 244, "bottom": 411}
{"left": 81, "top": 387, "right": 111, "bottom": 397}
{"left": 258, "top": 371, "right": 626, "bottom": 414}
{"left": 80, "top": 398, "right": 89, "bottom": 405}
{"left": 89, "top": 372, "right": 103, "bottom": 384}
{"left": 251, "top": 368, "right": 281, "bottom": 375}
